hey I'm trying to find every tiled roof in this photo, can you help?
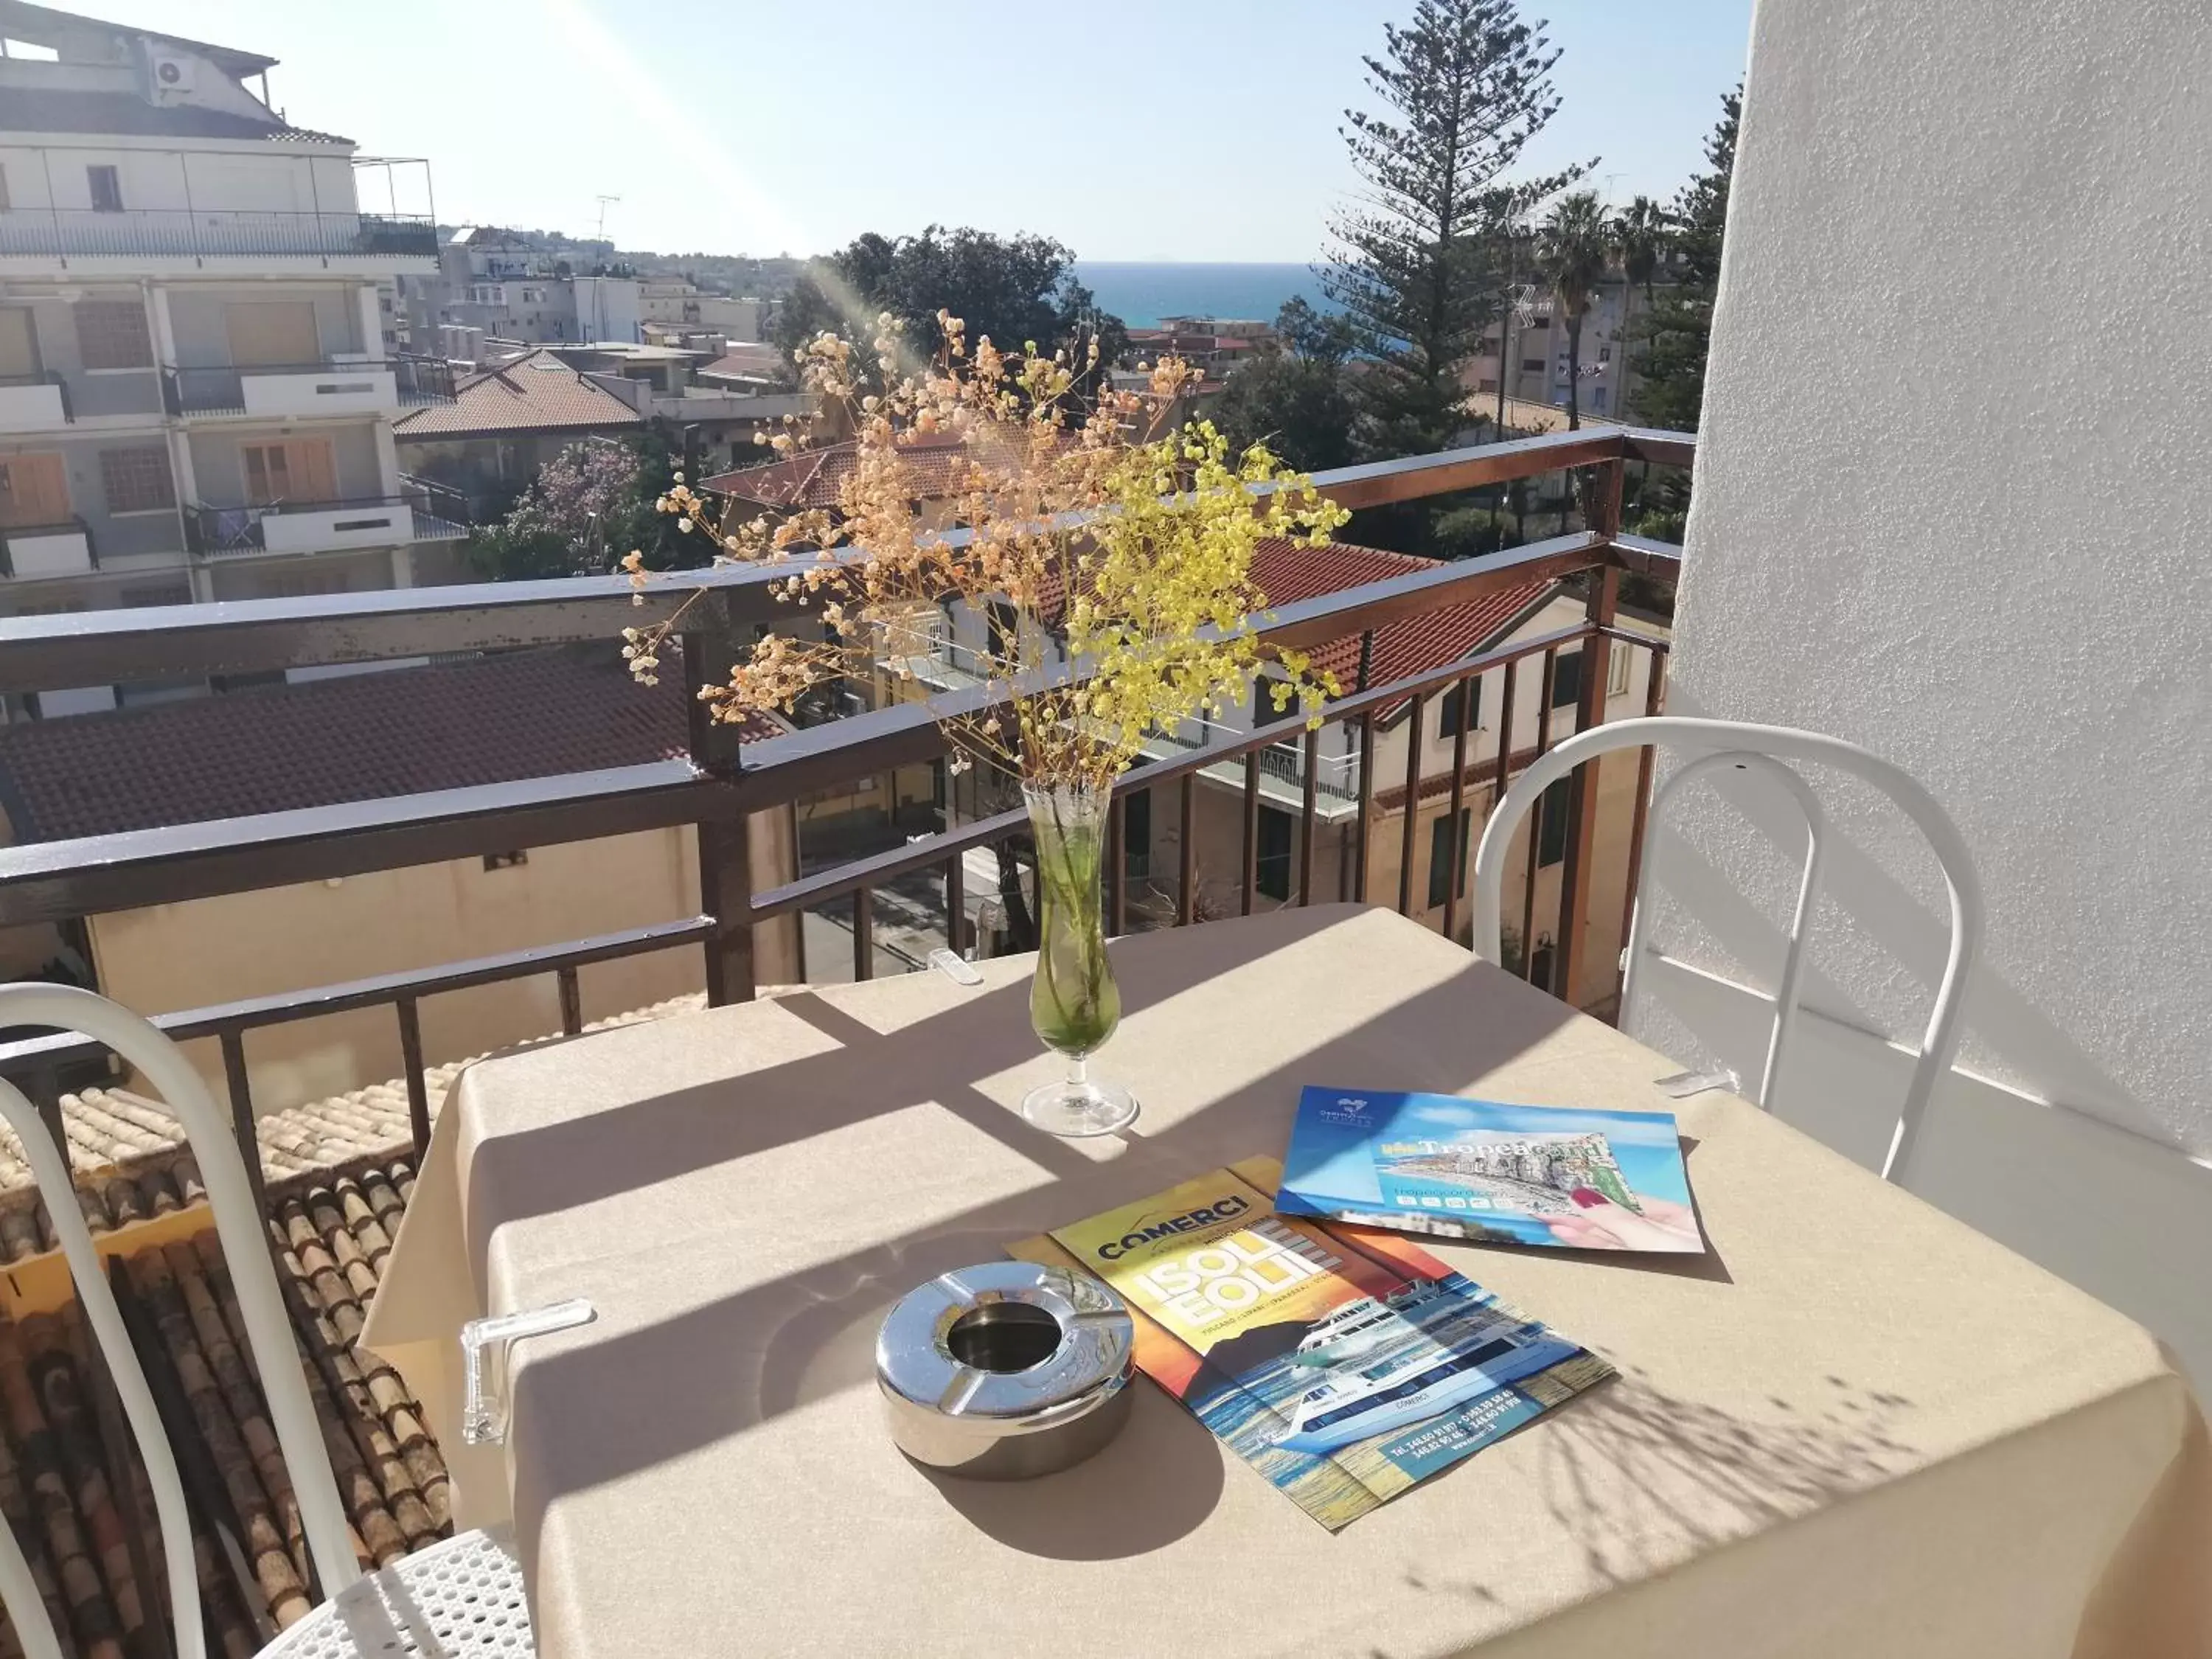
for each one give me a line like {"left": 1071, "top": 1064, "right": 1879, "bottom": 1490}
{"left": 392, "top": 349, "right": 643, "bottom": 439}
{"left": 1028, "top": 535, "right": 1552, "bottom": 717}
{"left": 702, "top": 448, "right": 838, "bottom": 509}
{"left": 702, "top": 433, "right": 975, "bottom": 509}
{"left": 0, "top": 985, "right": 787, "bottom": 1652}
{"left": 699, "top": 346, "right": 784, "bottom": 381}
{"left": 0, "top": 1165, "right": 446, "bottom": 1650}
{"left": 0, "top": 992, "right": 734, "bottom": 1251}
{"left": 1252, "top": 540, "right": 1557, "bottom": 715}
{"left": 701, "top": 430, "right": 1089, "bottom": 510}
{"left": 0, "top": 991, "right": 733, "bottom": 1270}
{"left": 0, "top": 88, "right": 348, "bottom": 144}
{"left": 0, "top": 644, "right": 785, "bottom": 844}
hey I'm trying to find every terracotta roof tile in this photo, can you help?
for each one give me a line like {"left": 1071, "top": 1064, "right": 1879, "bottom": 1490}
{"left": 701, "top": 432, "right": 988, "bottom": 510}
{"left": 1026, "top": 535, "right": 1551, "bottom": 716}
{"left": 0, "top": 1163, "right": 449, "bottom": 1651}
{"left": 0, "top": 992, "right": 750, "bottom": 1275}
{"left": 699, "top": 347, "right": 784, "bottom": 380}
{"left": 702, "top": 447, "right": 838, "bottom": 509}
{"left": 0, "top": 986, "right": 801, "bottom": 1649}
{"left": 0, "top": 644, "right": 784, "bottom": 844}
{"left": 393, "top": 349, "right": 643, "bottom": 440}
{"left": 1251, "top": 539, "right": 1556, "bottom": 714}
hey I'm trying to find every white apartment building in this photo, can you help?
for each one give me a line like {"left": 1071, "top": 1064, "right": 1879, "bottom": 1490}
{"left": 1471, "top": 274, "right": 1636, "bottom": 423}
{"left": 0, "top": 1, "right": 465, "bottom": 714}
{"left": 639, "top": 281, "right": 761, "bottom": 341}
{"left": 406, "top": 228, "right": 645, "bottom": 349}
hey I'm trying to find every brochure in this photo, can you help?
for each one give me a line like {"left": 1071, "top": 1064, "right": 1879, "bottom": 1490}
{"left": 1010, "top": 1156, "right": 1612, "bottom": 1530}
{"left": 1276, "top": 1087, "right": 1705, "bottom": 1254}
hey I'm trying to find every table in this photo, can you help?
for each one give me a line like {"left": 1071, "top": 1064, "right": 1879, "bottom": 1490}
{"left": 364, "top": 904, "right": 2212, "bottom": 1659}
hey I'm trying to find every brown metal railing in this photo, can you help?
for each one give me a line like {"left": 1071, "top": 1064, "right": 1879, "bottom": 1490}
{"left": 0, "top": 425, "right": 1690, "bottom": 1166}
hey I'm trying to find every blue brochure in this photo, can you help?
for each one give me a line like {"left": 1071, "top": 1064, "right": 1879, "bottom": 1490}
{"left": 1277, "top": 1088, "right": 1706, "bottom": 1253}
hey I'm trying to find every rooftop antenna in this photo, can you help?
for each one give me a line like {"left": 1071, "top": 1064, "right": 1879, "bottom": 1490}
{"left": 594, "top": 194, "right": 621, "bottom": 247}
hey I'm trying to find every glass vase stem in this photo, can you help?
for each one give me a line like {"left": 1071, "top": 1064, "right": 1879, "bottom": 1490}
{"left": 1020, "top": 782, "right": 1138, "bottom": 1137}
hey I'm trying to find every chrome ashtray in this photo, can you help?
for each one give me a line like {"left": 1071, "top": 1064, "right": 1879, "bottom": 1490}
{"left": 876, "top": 1261, "right": 1135, "bottom": 1481}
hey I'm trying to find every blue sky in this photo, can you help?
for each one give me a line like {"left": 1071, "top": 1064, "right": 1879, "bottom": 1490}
{"left": 120, "top": 1, "right": 1751, "bottom": 261}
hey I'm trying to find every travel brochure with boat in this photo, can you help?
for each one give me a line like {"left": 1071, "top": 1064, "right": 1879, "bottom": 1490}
{"left": 1275, "top": 1088, "right": 1707, "bottom": 1255}
{"left": 1010, "top": 1157, "right": 1613, "bottom": 1530}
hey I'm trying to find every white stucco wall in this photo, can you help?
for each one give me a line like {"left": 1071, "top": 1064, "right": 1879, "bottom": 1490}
{"left": 1646, "top": 0, "right": 2212, "bottom": 1374}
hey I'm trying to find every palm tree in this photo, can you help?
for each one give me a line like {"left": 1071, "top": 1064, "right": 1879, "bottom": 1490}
{"left": 1612, "top": 195, "right": 1669, "bottom": 419}
{"left": 1535, "top": 191, "right": 1611, "bottom": 430}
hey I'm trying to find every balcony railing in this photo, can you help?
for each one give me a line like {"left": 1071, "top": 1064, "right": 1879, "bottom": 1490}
{"left": 0, "top": 516, "right": 95, "bottom": 579}
{"left": 162, "top": 353, "right": 456, "bottom": 417}
{"left": 0, "top": 369, "right": 72, "bottom": 423}
{"left": 1146, "top": 714, "right": 1364, "bottom": 803}
{"left": 0, "top": 424, "right": 1690, "bottom": 1177}
{"left": 184, "top": 484, "right": 471, "bottom": 557}
{"left": 393, "top": 354, "right": 457, "bottom": 405}
{"left": 0, "top": 209, "right": 438, "bottom": 261}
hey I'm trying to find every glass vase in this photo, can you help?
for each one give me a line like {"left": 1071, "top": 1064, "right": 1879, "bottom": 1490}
{"left": 1020, "top": 782, "right": 1138, "bottom": 1137}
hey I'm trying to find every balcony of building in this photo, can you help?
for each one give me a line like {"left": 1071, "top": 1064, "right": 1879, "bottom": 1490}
{"left": 0, "top": 426, "right": 1674, "bottom": 1152}
{"left": 1146, "top": 714, "right": 1363, "bottom": 809}
{"left": 0, "top": 516, "right": 95, "bottom": 579}
{"left": 162, "top": 354, "right": 455, "bottom": 419}
{"left": 0, "top": 372, "right": 72, "bottom": 433}
{"left": 183, "top": 484, "right": 469, "bottom": 560}
{"left": 0, "top": 209, "right": 439, "bottom": 268}
{"left": 0, "top": 0, "right": 2199, "bottom": 1644}
{"left": 0, "top": 382, "right": 2203, "bottom": 1654}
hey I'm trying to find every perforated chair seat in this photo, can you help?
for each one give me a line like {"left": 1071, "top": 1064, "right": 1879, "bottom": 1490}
{"left": 258, "top": 1526, "right": 531, "bottom": 1658}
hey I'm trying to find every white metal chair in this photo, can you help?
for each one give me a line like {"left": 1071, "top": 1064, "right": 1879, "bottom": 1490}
{"left": 0, "top": 984, "right": 532, "bottom": 1659}
{"left": 1470, "top": 717, "right": 1983, "bottom": 1185}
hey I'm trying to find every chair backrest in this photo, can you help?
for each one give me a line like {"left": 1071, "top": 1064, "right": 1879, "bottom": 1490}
{"left": 0, "top": 985, "right": 361, "bottom": 1659}
{"left": 1470, "top": 715, "right": 1983, "bottom": 1185}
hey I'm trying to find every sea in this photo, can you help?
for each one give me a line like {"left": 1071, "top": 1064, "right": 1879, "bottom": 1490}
{"left": 1073, "top": 261, "right": 1332, "bottom": 328}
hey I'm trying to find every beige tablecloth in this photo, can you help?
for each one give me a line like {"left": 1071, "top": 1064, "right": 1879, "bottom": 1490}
{"left": 363, "top": 904, "right": 2212, "bottom": 1659}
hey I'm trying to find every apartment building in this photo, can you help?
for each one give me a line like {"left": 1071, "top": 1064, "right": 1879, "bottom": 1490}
{"left": 0, "top": 1, "right": 462, "bottom": 713}
{"left": 1468, "top": 273, "right": 1636, "bottom": 422}
{"left": 639, "top": 280, "right": 762, "bottom": 341}
{"left": 1120, "top": 327, "right": 1265, "bottom": 378}
{"left": 395, "top": 345, "right": 815, "bottom": 515}
{"left": 402, "top": 226, "right": 646, "bottom": 347}
{"left": 1157, "top": 315, "right": 1276, "bottom": 341}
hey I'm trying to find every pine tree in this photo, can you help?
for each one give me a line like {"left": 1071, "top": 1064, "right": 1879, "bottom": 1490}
{"left": 1321, "top": 0, "right": 1588, "bottom": 459}
{"left": 1630, "top": 88, "right": 1739, "bottom": 432}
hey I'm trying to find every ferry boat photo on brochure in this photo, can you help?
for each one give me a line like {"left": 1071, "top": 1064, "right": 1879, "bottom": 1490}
{"left": 1274, "top": 1280, "right": 1580, "bottom": 1456}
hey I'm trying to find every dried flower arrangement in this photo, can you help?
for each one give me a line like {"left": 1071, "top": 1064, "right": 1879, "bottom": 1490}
{"left": 618, "top": 310, "right": 1347, "bottom": 794}
{"left": 616, "top": 310, "right": 1349, "bottom": 1136}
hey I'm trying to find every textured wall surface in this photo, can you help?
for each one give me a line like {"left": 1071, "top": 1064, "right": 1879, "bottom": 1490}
{"left": 1653, "top": 0, "right": 2212, "bottom": 1160}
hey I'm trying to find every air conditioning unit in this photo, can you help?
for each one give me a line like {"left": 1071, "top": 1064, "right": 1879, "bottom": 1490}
{"left": 148, "top": 53, "right": 195, "bottom": 96}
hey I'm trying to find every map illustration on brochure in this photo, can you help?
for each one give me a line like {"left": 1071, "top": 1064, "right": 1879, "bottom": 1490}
{"left": 1011, "top": 1157, "right": 1612, "bottom": 1530}
{"left": 1275, "top": 1088, "right": 1707, "bottom": 1254}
